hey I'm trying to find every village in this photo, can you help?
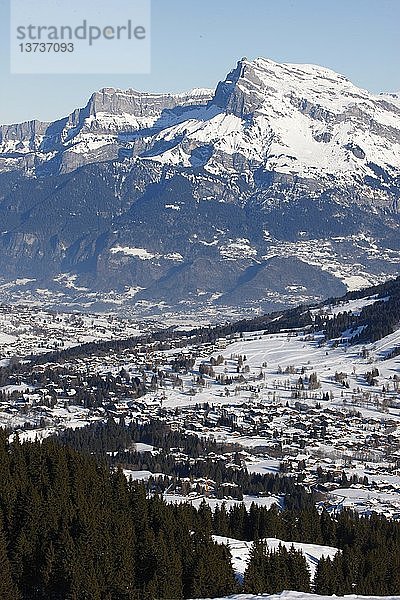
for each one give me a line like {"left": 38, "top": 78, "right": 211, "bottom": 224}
{"left": 1, "top": 296, "right": 400, "bottom": 519}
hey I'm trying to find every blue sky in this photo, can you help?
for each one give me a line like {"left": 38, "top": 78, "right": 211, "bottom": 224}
{"left": 1, "top": 0, "right": 399, "bottom": 124}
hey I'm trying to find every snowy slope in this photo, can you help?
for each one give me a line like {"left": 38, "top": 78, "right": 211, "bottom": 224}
{"left": 1, "top": 56, "right": 399, "bottom": 185}
{"left": 144, "top": 58, "right": 400, "bottom": 183}
{"left": 194, "top": 593, "right": 400, "bottom": 600}
{"left": 213, "top": 536, "right": 338, "bottom": 580}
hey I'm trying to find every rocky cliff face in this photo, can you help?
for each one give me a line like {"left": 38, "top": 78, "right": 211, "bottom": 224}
{"left": 0, "top": 58, "right": 399, "bottom": 314}
{"left": 0, "top": 87, "right": 214, "bottom": 175}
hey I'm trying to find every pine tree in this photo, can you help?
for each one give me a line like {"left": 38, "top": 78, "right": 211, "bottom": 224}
{"left": 287, "top": 545, "right": 310, "bottom": 592}
{"left": 314, "top": 556, "right": 335, "bottom": 594}
{"left": 243, "top": 540, "right": 267, "bottom": 593}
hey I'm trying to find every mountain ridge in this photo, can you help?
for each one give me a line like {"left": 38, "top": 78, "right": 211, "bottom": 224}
{"left": 0, "top": 56, "right": 399, "bottom": 314}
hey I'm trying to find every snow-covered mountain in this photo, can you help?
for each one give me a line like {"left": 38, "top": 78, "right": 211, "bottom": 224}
{"left": 128, "top": 57, "right": 400, "bottom": 187}
{"left": 2, "top": 57, "right": 400, "bottom": 185}
{"left": 0, "top": 57, "right": 399, "bottom": 313}
{"left": 0, "top": 86, "right": 214, "bottom": 175}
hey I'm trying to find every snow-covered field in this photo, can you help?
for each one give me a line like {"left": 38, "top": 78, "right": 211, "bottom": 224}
{"left": 152, "top": 321, "right": 400, "bottom": 417}
{"left": 212, "top": 537, "right": 338, "bottom": 580}
{"left": 195, "top": 593, "right": 400, "bottom": 600}
{"left": 164, "top": 494, "right": 283, "bottom": 512}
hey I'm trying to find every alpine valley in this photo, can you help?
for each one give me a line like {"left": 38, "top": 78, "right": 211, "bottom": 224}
{"left": 0, "top": 57, "right": 399, "bottom": 316}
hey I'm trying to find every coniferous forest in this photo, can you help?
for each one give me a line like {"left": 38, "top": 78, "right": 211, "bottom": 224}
{"left": 1, "top": 430, "right": 400, "bottom": 598}
{"left": 0, "top": 430, "right": 236, "bottom": 600}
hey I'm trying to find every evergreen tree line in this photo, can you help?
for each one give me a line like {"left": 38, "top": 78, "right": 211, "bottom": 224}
{"left": 327, "top": 275, "right": 400, "bottom": 306}
{"left": 52, "top": 417, "right": 235, "bottom": 457}
{"left": 314, "top": 277, "right": 400, "bottom": 344}
{"left": 52, "top": 419, "right": 314, "bottom": 503}
{"left": 2, "top": 431, "right": 400, "bottom": 597}
{"left": 0, "top": 430, "right": 237, "bottom": 600}
{"left": 244, "top": 542, "right": 311, "bottom": 594}
{"left": 214, "top": 503, "right": 400, "bottom": 596}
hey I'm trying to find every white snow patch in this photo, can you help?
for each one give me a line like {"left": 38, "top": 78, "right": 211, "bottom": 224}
{"left": 212, "top": 536, "right": 338, "bottom": 580}
{"left": 195, "top": 592, "right": 400, "bottom": 600}
{"left": 110, "top": 246, "right": 155, "bottom": 260}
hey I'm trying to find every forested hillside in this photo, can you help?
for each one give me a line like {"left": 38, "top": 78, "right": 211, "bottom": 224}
{"left": 1, "top": 432, "right": 400, "bottom": 598}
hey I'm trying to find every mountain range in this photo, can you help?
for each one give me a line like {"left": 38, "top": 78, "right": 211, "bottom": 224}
{"left": 0, "top": 57, "right": 399, "bottom": 314}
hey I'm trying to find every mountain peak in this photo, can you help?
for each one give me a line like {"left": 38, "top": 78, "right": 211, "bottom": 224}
{"left": 216, "top": 56, "right": 357, "bottom": 104}
{"left": 1, "top": 55, "right": 399, "bottom": 183}
{"left": 210, "top": 56, "right": 356, "bottom": 119}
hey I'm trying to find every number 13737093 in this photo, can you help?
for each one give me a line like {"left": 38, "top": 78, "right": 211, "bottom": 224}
{"left": 19, "top": 42, "right": 74, "bottom": 52}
